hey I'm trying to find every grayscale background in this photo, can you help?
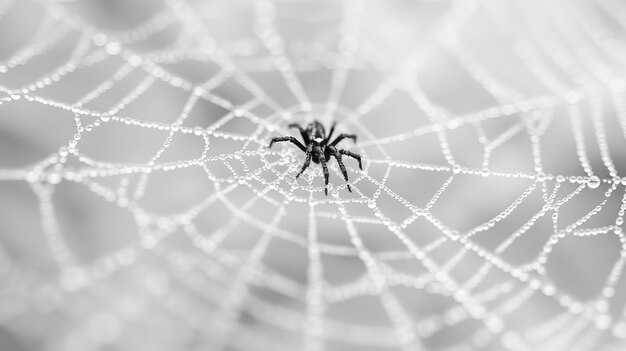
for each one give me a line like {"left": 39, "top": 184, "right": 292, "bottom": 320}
{"left": 1, "top": 0, "right": 626, "bottom": 350}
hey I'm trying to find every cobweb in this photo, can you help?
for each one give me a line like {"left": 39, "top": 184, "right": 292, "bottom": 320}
{"left": 1, "top": 0, "right": 626, "bottom": 350}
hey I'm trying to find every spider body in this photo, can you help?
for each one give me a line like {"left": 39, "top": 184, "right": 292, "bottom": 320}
{"left": 269, "top": 121, "right": 363, "bottom": 195}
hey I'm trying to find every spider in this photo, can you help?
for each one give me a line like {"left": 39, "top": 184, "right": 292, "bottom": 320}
{"left": 269, "top": 120, "right": 363, "bottom": 195}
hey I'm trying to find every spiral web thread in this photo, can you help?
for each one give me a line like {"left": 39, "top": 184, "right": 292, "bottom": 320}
{"left": 2, "top": 0, "right": 626, "bottom": 350}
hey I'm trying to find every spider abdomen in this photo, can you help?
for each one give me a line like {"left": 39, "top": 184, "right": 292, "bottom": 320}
{"left": 310, "top": 121, "right": 326, "bottom": 143}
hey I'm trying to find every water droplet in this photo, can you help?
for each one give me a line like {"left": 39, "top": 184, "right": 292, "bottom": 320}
{"left": 128, "top": 55, "right": 143, "bottom": 67}
{"left": 587, "top": 176, "right": 601, "bottom": 189}
{"left": 26, "top": 171, "right": 39, "bottom": 183}
{"left": 485, "top": 317, "right": 504, "bottom": 333}
{"left": 367, "top": 201, "right": 376, "bottom": 209}
{"left": 535, "top": 172, "right": 546, "bottom": 182}
{"left": 446, "top": 120, "right": 460, "bottom": 129}
{"left": 595, "top": 315, "right": 612, "bottom": 330}
{"left": 542, "top": 285, "right": 555, "bottom": 296}
{"left": 141, "top": 235, "right": 157, "bottom": 249}
{"left": 93, "top": 33, "right": 107, "bottom": 46}
{"left": 100, "top": 113, "right": 111, "bottom": 122}
{"left": 47, "top": 172, "right": 62, "bottom": 184}
{"left": 613, "top": 322, "right": 626, "bottom": 339}
{"left": 331, "top": 190, "right": 339, "bottom": 198}
{"left": 105, "top": 42, "right": 122, "bottom": 55}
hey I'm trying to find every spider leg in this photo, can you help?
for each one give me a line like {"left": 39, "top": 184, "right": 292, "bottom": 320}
{"left": 330, "top": 147, "right": 352, "bottom": 192}
{"left": 288, "top": 123, "right": 310, "bottom": 144}
{"left": 268, "top": 136, "right": 306, "bottom": 152}
{"left": 296, "top": 144, "right": 314, "bottom": 179}
{"left": 316, "top": 146, "right": 330, "bottom": 195}
{"left": 330, "top": 133, "right": 357, "bottom": 147}
{"left": 338, "top": 149, "right": 362, "bottom": 170}
{"left": 324, "top": 121, "right": 337, "bottom": 144}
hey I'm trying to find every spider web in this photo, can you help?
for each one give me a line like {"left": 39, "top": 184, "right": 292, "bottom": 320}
{"left": 1, "top": 0, "right": 626, "bottom": 350}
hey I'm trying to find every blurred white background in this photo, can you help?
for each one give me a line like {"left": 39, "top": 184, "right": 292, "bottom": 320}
{"left": 1, "top": 0, "right": 626, "bottom": 350}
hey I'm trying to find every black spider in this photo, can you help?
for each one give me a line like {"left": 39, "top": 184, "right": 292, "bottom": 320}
{"left": 269, "top": 120, "right": 363, "bottom": 195}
